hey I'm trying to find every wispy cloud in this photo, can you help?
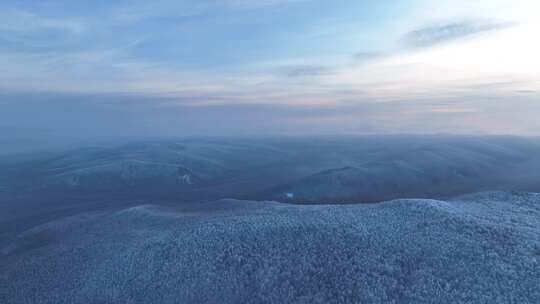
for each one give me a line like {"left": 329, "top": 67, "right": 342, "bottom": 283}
{"left": 111, "top": 0, "right": 310, "bottom": 25}
{"left": 353, "top": 52, "right": 383, "bottom": 62}
{"left": 402, "top": 20, "right": 514, "bottom": 48}
{"left": 0, "top": 9, "right": 87, "bottom": 34}
{"left": 279, "top": 65, "right": 333, "bottom": 78}
{"left": 224, "top": 0, "right": 310, "bottom": 9}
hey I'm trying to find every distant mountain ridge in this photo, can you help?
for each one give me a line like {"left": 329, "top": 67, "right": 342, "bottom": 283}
{"left": 2, "top": 136, "right": 540, "bottom": 204}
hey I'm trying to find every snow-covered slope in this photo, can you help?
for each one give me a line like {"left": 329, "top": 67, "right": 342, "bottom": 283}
{"left": 2, "top": 192, "right": 539, "bottom": 303}
{"left": 269, "top": 160, "right": 495, "bottom": 203}
{"left": 3, "top": 136, "right": 540, "bottom": 204}
{"left": 267, "top": 139, "right": 540, "bottom": 203}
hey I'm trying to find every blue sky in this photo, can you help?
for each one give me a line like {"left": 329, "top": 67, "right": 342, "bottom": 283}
{"left": 1, "top": 0, "right": 540, "bottom": 140}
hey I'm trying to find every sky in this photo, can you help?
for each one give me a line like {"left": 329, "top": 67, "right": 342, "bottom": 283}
{"left": 1, "top": 0, "right": 540, "bottom": 144}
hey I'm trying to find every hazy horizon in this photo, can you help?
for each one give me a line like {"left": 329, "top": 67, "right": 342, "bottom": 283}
{"left": 2, "top": 0, "right": 540, "bottom": 144}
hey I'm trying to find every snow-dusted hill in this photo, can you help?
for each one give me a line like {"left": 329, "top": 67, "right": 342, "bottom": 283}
{"left": 265, "top": 137, "right": 540, "bottom": 203}
{"left": 2, "top": 191, "right": 539, "bottom": 303}
{"left": 3, "top": 136, "right": 540, "bottom": 205}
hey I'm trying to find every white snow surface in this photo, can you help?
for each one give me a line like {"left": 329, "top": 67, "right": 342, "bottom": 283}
{"left": 1, "top": 191, "right": 540, "bottom": 303}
